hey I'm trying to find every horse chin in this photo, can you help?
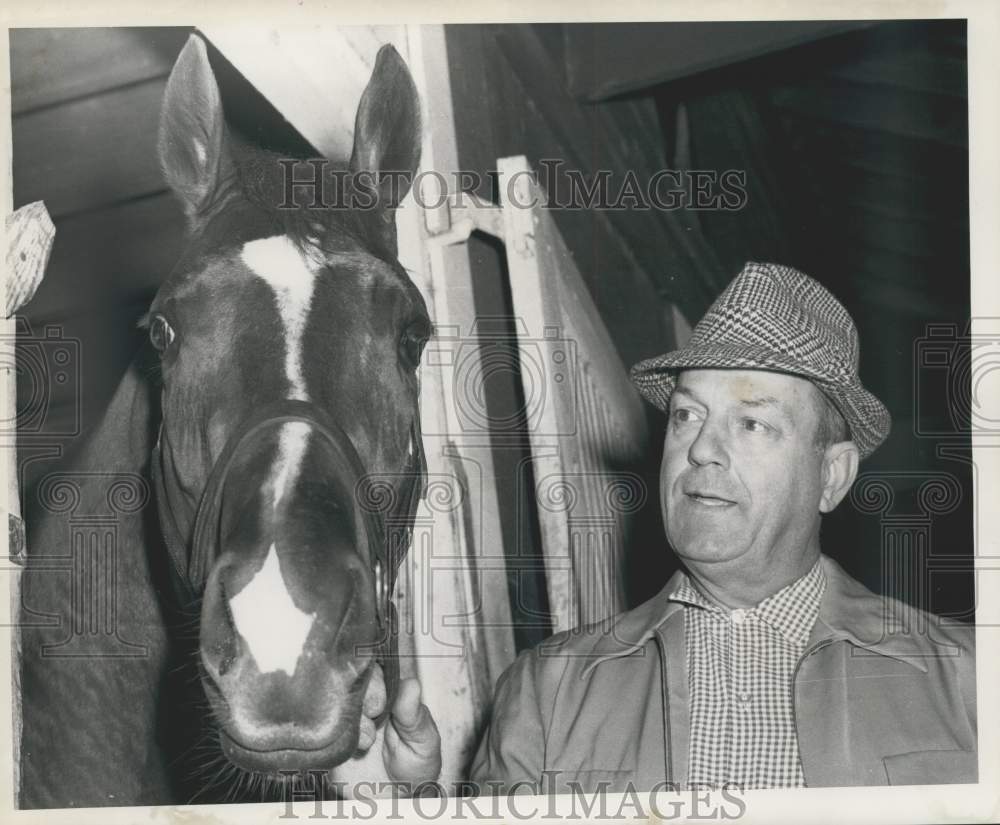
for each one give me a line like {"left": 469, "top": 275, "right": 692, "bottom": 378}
{"left": 200, "top": 674, "right": 366, "bottom": 778}
{"left": 217, "top": 722, "right": 360, "bottom": 777}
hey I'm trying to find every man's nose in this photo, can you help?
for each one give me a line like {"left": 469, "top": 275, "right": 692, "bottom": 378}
{"left": 687, "top": 417, "right": 729, "bottom": 468}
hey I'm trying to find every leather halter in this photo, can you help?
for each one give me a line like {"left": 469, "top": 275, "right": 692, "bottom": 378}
{"left": 151, "top": 397, "right": 426, "bottom": 725}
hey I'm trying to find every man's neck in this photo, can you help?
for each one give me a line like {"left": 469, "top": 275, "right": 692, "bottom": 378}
{"left": 682, "top": 552, "right": 822, "bottom": 609}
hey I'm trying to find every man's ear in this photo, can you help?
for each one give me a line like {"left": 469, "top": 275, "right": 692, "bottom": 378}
{"left": 819, "top": 441, "right": 860, "bottom": 513}
{"left": 158, "top": 35, "right": 231, "bottom": 220}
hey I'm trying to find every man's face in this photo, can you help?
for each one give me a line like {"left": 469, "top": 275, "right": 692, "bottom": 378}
{"left": 660, "top": 369, "right": 829, "bottom": 580}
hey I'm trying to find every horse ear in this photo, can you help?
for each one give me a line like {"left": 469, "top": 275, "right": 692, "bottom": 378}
{"left": 350, "top": 44, "right": 422, "bottom": 209}
{"left": 158, "top": 35, "right": 230, "bottom": 217}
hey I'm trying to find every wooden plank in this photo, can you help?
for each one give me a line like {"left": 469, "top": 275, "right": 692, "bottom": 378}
{"left": 5, "top": 202, "right": 54, "bottom": 319}
{"left": 802, "top": 249, "right": 967, "bottom": 322}
{"left": 791, "top": 160, "right": 968, "bottom": 224}
{"left": 4, "top": 201, "right": 56, "bottom": 808}
{"left": 770, "top": 79, "right": 969, "bottom": 148}
{"left": 4, "top": 200, "right": 56, "bottom": 567}
{"left": 13, "top": 79, "right": 168, "bottom": 218}
{"left": 834, "top": 245, "right": 969, "bottom": 317}
{"left": 440, "top": 24, "right": 553, "bottom": 652}
{"left": 500, "top": 155, "right": 650, "bottom": 632}
{"left": 393, "top": 24, "right": 515, "bottom": 785}
{"left": 831, "top": 201, "right": 967, "bottom": 263}
{"left": 563, "top": 21, "right": 871, "bottom": 101}
{"left": 684, "top": 89, "right": 794, "bottom": 277}
{"left": 826, "top": 51, "right": 967, "bottom": 99}
{"left": 18, "top": 193, "right": 185, "bottom": 322}
{"left": 777, "top": 115, "right": 968, "bottom": 182}
{"left": 447, "top": 22, "right": 718, "bottom": 344}
{"left": 10, "top": 27, "right": 189, "bottom": 114}
{"left": 201, "top": 25, "right": 406, "bottom": 162}
{"left": 489, "top": 25, "right": 722, "bottom": 347}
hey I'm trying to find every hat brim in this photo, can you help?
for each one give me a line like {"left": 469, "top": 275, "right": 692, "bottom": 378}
{"left": 630, "top": 342, "right": 890, "bottom": 459}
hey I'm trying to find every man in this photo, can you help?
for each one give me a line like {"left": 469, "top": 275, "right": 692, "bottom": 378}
{"left": 469, "top": 262, "right": 977, "bottom": 791}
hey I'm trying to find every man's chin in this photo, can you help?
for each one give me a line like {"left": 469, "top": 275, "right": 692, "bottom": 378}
{"left": 669, "top": 527, "right": 748, "bottom": 566}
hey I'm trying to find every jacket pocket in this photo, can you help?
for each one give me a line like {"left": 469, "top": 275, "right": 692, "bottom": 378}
{"left": 882, "top": 749, "right": 977, "bottom": 785}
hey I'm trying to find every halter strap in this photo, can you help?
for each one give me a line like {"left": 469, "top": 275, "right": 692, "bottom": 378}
{"left": 151, "top": 398, "right": 426, "bottom": 726}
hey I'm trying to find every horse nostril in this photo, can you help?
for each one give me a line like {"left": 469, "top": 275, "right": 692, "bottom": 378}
{"left": 217, "top": 639, "right": 237, "bottom": 677}
{"left": 218, "top": 578, "right": 234, "bottom": 625}
{"left": 201, "top": 570, "right": 242, "bottom": 680}
{"left": 206, "top": 618, "right": 240, "bottom": 678}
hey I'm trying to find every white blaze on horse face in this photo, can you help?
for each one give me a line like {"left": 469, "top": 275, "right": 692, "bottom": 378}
{"left": 229, "top": 543, "right": 315, "bottom": 676}
{"left": 241, "top": 235, "right": 317, "bottom": 509}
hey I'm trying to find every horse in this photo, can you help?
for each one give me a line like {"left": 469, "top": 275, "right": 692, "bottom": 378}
{"left": 17, "top": 35, "right": 429, "bottom": 808}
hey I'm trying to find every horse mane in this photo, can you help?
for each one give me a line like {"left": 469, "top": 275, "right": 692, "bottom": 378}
{"left": 219, "top": 135, "right": 391, "bottom": 262}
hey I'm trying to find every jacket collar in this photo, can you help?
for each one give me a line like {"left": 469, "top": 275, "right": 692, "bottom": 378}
{"left": 581, "top": 554, "right": 928, "bottom": 677}
{"left": 580, "top": 569, "right": 686, "bottom": 677}
{"left": 810, "top": 554, "right": 929, "bottom": 672}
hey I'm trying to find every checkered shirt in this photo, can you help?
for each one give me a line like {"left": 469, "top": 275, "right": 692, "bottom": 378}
{"left": 668, "top": 558, "right": 826, "bottom": 790}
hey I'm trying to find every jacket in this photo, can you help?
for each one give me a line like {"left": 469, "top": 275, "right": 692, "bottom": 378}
{"left": 470, "top": 555, "right": 977, "bottom": 791}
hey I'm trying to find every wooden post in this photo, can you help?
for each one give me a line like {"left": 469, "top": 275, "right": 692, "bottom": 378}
{"left": 5, "top": 201, "right": 54, "bottom": 557}
{"left": 4, "top": 200, "right": 55, "bottom": 808}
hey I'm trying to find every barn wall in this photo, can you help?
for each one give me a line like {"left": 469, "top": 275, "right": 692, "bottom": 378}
{"left": 12, "top": 28, "right": 191, "bottom": 506}
{"left": 668, "top": 20, "right": 974, "bottom": 621}
{"left": 442, "top": 21, "right": 974, "bottom": 629}
{"left": 443, "top": 25, "right": 699, "bottom": 639}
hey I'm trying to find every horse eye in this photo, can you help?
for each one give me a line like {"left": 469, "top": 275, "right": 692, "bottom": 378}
{"left": 149, "top": 314, "right": 176, "bottom": 353}
{"left": 399, "top": 320, "right": 430, "bottom": 370}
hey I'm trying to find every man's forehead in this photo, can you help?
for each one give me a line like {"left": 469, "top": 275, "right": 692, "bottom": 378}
{"left": 674, "top": 368, "right": 817, "bottom": 408}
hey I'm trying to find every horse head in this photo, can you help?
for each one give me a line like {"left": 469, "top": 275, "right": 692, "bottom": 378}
{"left": 150, "top": 35, "right": 427, "bottom": 780}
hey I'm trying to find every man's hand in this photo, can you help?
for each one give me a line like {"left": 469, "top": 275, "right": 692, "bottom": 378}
{"left": 382, "top": 676, "right": 441, "bottom": 785}
{"left": 332, "top": 664, "right": 441, "bottom": 795}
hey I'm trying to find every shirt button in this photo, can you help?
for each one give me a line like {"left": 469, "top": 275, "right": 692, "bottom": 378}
{"left": 737, "top": 690, "right": 752, "bottom": 704}
{"left": 730, "top": 609, "right": 748, "bottom": 625}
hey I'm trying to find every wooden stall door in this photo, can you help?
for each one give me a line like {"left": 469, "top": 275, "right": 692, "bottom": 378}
{"left": 499, "top": 156, "right": 651, "bottom": 633}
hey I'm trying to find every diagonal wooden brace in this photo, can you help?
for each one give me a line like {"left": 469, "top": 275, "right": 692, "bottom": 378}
{"left": 423, "top": 189, "right": 505, "bottom": 245}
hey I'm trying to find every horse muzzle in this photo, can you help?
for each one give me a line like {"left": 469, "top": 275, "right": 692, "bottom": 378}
{"left": 198, "top": 504, "right": 381, "bottom": 771}
{"left": 152, "top": 398, "right": 422, "bottom": 773}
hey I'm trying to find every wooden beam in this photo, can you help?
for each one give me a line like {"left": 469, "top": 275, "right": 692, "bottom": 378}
{"left": 489, "top": 24, "right": 724, "bottom": 332}
{"left": 563, "top": 21, "right": 871, "bottom": 101}
{"left": 199, "top": 25, "right": 405, "bottom": 161}
{"left": 20, "top": 193, "right": 184, "bottom": 322}
{"left": 9, "top": 27, "right": 188, "bottom": 114}
{"left": 826, "top": 51, "right": 967, "bottom": 98}
{"left": 770, "top": 80, "right": 968, "bottom": 149}
{"left": 3, "top": 200, "right": 55, "bottom": 808}
{"left": 13, "top": 79, "right": 168, "bottom": 218}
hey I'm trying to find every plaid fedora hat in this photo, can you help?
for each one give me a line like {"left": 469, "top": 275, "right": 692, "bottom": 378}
{"left": 630, "top": 262, "right": 890, "bottom": 458}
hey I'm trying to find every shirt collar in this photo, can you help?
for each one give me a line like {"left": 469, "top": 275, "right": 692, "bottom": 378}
{"left": 580, "top": 554, "right": 930, "bottom": 677}
{"left": 666, "top": 558, "right": 825, "bottom": 646}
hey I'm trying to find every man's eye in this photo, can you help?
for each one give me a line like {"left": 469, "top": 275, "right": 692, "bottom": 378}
{"left": 741, "top": 418, "right": 770, "bottom": 433}
{"left": 671, "top": 408, "right": 700, "bottom": 424}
